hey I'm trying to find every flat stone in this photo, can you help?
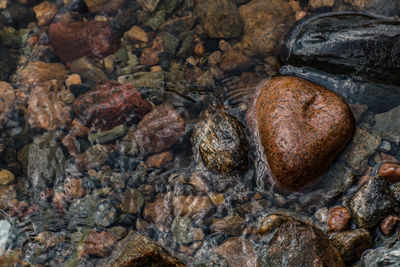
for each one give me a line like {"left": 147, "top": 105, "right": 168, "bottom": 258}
{"left": 20, "top": 61, "right": 68, "bottom": 86}
{"left": 252, "top": 76, "right": 355, "bottom": 189}
{"left": 146, "top": 151, "right": 174, "bottom": 168}
{"left": 172, "top": 195, "right": 212, "bottom": 217}
{"left": 0, "top": 169, "right": 14, "bottom": 186}
{"left": 308, "top": 0, "right": 334, "bottom": 10}
{"left": 124, "top": 26, "right": 149, "bottom": 43}
{"left": 88, "top": 124, "right": 128, "bottom": 144}
{"left": 372, "top": 105, "right": 400, "bottom": 143}
{"left": 210, "top": 215, "right": 246, "bottom": 236}
{"left": 33, "top": 1, "right": 57, "bottom": 26}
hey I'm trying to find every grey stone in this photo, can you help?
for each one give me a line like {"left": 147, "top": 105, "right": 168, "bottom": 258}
{"left": 171, "top": 215, "right": 196, "bottom": 244}
{"left": 343, "top": 127, "right": 381, "bottom": 174}
{"left": 347, "top": 177, "right": 395, "bottom": 228}
{"left": 362, "top": 240, "right": 400, "bottom": 267}
{"left": 17, "top": 131, "right": 66, "bottom": 187}
{"left": 67, "top": 194, "right": 98, "bottom": 229}
{"left": 373, "top": 105, "right": 400, "bottom": 143}
{"left": 137, "top": 0, "right": 160, "bottom": 13}
{"left": 162, "top": 32, "right": 179, "bottom": 55}
{"left": 379, "top": 141, "right": 392, "bottom": 152}
{"left": 88, "top": 124, "right": 128, "bottom": 144}
{"left": 94, "top": 201, "right": 118, "bottom": 228}
{"left": 146, "top": 10, "right": 166, "bottom": 30}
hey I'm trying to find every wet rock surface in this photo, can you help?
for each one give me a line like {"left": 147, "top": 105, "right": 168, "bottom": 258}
{"left": 0, "top": 81, "right": 15, "bottom": 128}
{"left": 192, "top": 112, "right": 248, "bottom": 173}
{"left": 347, "top": 177, "right": 395, "bottom": 228}
{"left": 253, "top": 76, "right": 355, "bottom": 189}
{"left": 263, "top": 220, "right": 345, "bottom": 266}
{"left": 330, "top": 229, "right": 373, "bottom": 262}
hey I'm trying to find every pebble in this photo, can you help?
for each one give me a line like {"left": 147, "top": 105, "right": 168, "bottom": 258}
{"left": 213, "top": 237, "right": 257, "bottom": 267}
{"left": 378, "top": 162, "right": 400, "bottom": 184}
{"left": 143, "top": 194, "right": 173, "bottom": 230}
{"left": 173, "top": 195, "right": 212, "bottom": 217}
{"left": 380, "top": 214, "right": 400, "bottom": 236}
{"left": 0, "top": 169, "right": 15, "bottom": 186}
{"left": 140, "top": 48, "right": 160, "bottom": 66}
{"left": 120, "top": 189, "right": 144, "bottom": 215}
{"left": 347, "top": 177, "right": 395, "bottom": 228}
{"left": 94, "top": 201, "right": 118, "bottom": 228}
{"left": 308, "top": 0, "right": 334, "bottom": 10}
{"left": 330, "top": 229, "right": 373, "bottom": 262}
{"left": 219, "top": 48, "right": 253, "bottom": 73}
{"left": 65, "top": 74, "right": 82, "bottom": 88}
{"left": 328, "top": 206, "right": 352, "bottom": 233}
{"left": 33, "top": 1, "right": 57, "bottom": 26}
{"left": 0, "top": 82, "right": 15, "bottom": 127}
{"left": 83, "top": 230, "right": 116, "bottom": 257}
{"left": 210, "top": 215, "right": 246, "bottom": 236}
{"left": 124, "top": 26, "right": 149, "bottom": 43}
{"left": 88, "top": 124, "right": 128, "bottom": 144}
{"left": 74, "top": 144, "right": 108, "bottom": 171}
{"left": 145, "top": 151, "right": 174, "bottom": 168}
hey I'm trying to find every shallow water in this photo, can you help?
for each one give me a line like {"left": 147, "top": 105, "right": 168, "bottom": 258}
{"left": 0, "top": 0, "right": 400, "bottom": 266}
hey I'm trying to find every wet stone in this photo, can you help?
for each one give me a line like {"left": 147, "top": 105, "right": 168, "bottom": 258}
{"left": 372, "top": 105, "right": 400, "bottom": 143}
{"left": 210, "top": 215, "right": 246, "bottom": 236}
{"left": 67, "top": 194, "right": 98, "bottom": 229}
{"left": 17, "top": 131, "right": 66, "bottom": 188}
{"left": 0, "top": 169, "right": 14, "bottom": 186}
{"left": 73, "top": 81, "right": 152, "bottom": 130}
{"left": 362, "top": 240, "right": 400, "bottom": 266}
{"left": 98, "top": 230, "right": 185, "bottom": 266}
{"left": 88, "top": 125, "right": 128, "bottom": 144}
{"left": 330, "top": 229, "right": 373, "bottom": 262}
{"left": 137, "top": 0, "right": 160, "bottom": 13}
{"left": 33, "top": 1, "right": 57, "bottom": 27}
{"left": 378, "top": 163, "right": 400, "bottom": 184}
{"left": 219, "top": 48, "right": 253, "bottom": 74}
{"left": 195, "top": 0, "right": 243, "bottom": 39}
{"left": 146, "top": 151, "right": 174, "bottom": 168}
{"left": 263, "top": 220, "right": 345, "bottom": 267}
{"left": 213, "top": 237, "right": 257, "bottom": 267}
{"left": 74, "top": 144, "right": 108, "bottom": 171}
{"left": 252, "top": 76, "right": 355, "bottom": 189}
{"left": 0, "top": 184, "right": 16, "bottom": 210}
{"left": 347, "top": 177, "right": 395, "bottom": 228}
{"left": 49, "top": 20, "right": 120, "bottom": 62}
{"left": 192, "top": 112, "right": 248, "bottom": 173}
{"left": 107, "top": 151, "right": 141, "bottom": 172}
{"left": 171, "top": 215, "right": 199, "bottom": 244}
{"left": 328, "top": 206, "right": 352, "bottom": 233}
{"left": 124, "top": 25, "right": 149, "bottom": 43}
{"left": 83, "top": 230, "right": 116, "bottom": 258}
{"left": 239, "top": 0, "right": 295, "bottom": 56}
{"left": 120, "top": 188, "right": 144, "bottom": 215}
{"left": 380, "top": 214, "right": 400, "bottom": 236}
{"left": 143, "top": 193, "right": 173, "bottom": 230}
{"left": 173, "top": 195, "right": 212, "bottom": 217}
{"left": 0, "top": 81, "right": 15, "bottom": 128}
{"left": 94, "top": 201, "right": 118, "bottom": 228}
{"left": 308, "top": 0, "right": 334, "bottom": 10}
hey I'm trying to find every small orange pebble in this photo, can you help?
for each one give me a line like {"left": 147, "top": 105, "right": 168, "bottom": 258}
{"left": 194, "top": 42, "right": 206, "bottom": 57}
{"left": 328, "top": 206, "right": 352, "bottom": 233}
{"left": 378, "top": 162, "right": 400, "bottom": 184}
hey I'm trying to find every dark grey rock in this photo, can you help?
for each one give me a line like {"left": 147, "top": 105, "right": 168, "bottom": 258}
{"left": 191, "top": 111, "right": 248, "bottom": 173}
{"left": 362, "top": 240, "right": 400, "bottom": 267}
{"left": 67, "top": 194, "right": 98, "bottom": 229}
{"left": 372, "top": 105, "right": 400, "bottom": 143}
{"left": 94, "top": 201, "right": 118, "bottom": 228}
{"left": 347, "top": 177, "right": 395, "bottom": 228}
{"left": 330, "top": 229, "right": 373, "bottom": 262}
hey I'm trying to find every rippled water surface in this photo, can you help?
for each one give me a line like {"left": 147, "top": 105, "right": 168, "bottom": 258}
{"left": 0, "top": 0, "right": 400, "bottom": 266}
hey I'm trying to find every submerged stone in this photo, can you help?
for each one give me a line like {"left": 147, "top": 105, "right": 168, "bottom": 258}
{"left": 251, "top": 76, "right": 354, "bottom": 190}
{"left": 330, "top": 229, "right": 373, "bottom": 262}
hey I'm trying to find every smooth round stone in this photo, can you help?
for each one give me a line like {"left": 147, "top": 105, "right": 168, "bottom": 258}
{"left": 251, "top": 76, "right": 355, "bottom": 190}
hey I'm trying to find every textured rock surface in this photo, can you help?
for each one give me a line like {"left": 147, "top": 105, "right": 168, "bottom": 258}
{"left": 362, "top": 240, "right": 400, "bottom": 266}
{"left": 264, "top": 220, "right": 345, "bottom": 266}
{"left": 33, "top": 1, "right": 57, "bottom": 26}
{"left": 347, "top": 177, "right": 395, "bottom": 228}
{"left": 191, "top": 112, "right": 248, "bottom": 173}
{"left": 213, "top": 237, "right": 257, "bottom": 267}
{"left": 73, "top": 81, "right": 152, "bottom": 130}
{"left": 20, "top": 62, "right": 68, "bottom": 85}
{"left": 372, "top": 105, "right": 400, "bottom": 143}
{"left": 328, "top": 206, "right": 352, "bottom": 233}
{"left": 49, "top": 21, "right": 120, "bottom": 62}
{"left": 238, "top": 0, "right": 295, "bottom": 55}
{"left": 98, "top": 231, "right": 185, "bottom": 266}
{"left": 330, "top": 229, "right": 373, "bottom": 262}
{"left": 124, "top": 103, "right": 185, "bottom": 156}
{"left": 195, "top": 0, "right": 243, "bottom": 39}
{"left": 253, "top": 76, "right": 355, "bottom": 189}
{"left": 0, "top": 81, "right": 15, "bottom": 128}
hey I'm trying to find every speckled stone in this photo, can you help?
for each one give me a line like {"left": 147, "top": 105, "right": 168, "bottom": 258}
{"left": 330, "top": 229, "right": 372, "bottom": 262}
{"left": 253, "top": 76, "right": 355, "bottom": 189}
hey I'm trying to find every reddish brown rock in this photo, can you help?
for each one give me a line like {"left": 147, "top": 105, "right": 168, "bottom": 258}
{"left": 49, "top": 21, "right": 120, "bottom": 62}
{"left": 140, "top": 48, "right": 160, "bottom": 66}
{"left": 0, "top": 82, "right": 15, "bottom": 128}
{"left": 70, "top": 118, "right": 89, "bottom": 137}
{"left": 328, "top": 206, "right": 352, "bottom": 233}
{"left": 64, "top": 178, "right": 86, "bottom": 199}
{"left": 83, "top": 230, "right": 116, "bottom": 257}
{"left": 378, "top": 162, "right": 400, "bottom": 184}
{"left": 26, "top": 81, "right": 72, "bottom": 130}
{"left": 194, "top": 42, "right": 206, "bottom": 57}
{"left": 267, "top": 220, "right": 345, "bottom": 266}
{"left": 143, "top": 194, "right": 173, "bottom": 231}
{"left": 146, "top": 151, "right": 174, "bottom": 168}
{"left": 33, "top": 1, "right": 58, "bottom": 27}
{"left": 380, "top": 214, "right": 400, "bottom": 236}
{"left": 36, "top": 231, "right": 66, "bottom": 249}
{"left": 62, "top": 134, "right": 79, "bottom": 157}
{"left": 127, "top": 103, "right": 185, "bottom": 156}
{"left": 74, "top": 144, "right": 108, "bottom": 171}
{"left": 252, "top": 76, "right": 355, "bottom": 189}
{"left": 20, "top": 62, "right": 68, "bottom": 86}
{"left": 213, "top": 237, "right": 257, "bottom": 267}
{"left": 219, "top": 48, "right": 253, "bottom": 73}
{"left": 73, "top": 81, "right": 152, "bottom": 130}
{"left": 172, "top": 195, "right": 212, "bottom": 217}
{"left": 84, "top": 0, "right": 125, "bottom": 14}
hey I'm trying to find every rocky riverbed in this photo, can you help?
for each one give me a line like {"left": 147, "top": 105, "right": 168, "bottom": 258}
{"left": 0, "top": 0, "right": 400, "bottom": 266}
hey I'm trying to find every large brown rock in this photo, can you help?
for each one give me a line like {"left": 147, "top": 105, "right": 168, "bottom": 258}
{"left": 252, "top": 76, "right": 354, "bottom": 189}
{"left": 0, "top": 82, "right": 15, "bottom": 128}
{"left": 49, "top": 21, "right": 120, "bottom": 62}
{"left": 73, "top": 81, "right": 152, "bottom": 130}
{"left": 98, "top": 231, "right": 185, "bottom": 266}
{"left": 238, "top": 0, "right": 296, "bottom": 56}
{"left": 265, "top": 220, "right": 345, "bottom": 266}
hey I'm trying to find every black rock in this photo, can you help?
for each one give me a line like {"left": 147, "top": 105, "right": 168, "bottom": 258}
{"left": 282, "top": 12, "right": 400, "bottom": 87}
